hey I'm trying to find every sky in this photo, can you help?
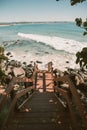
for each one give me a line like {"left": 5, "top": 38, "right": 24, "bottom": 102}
{"left": 0, "top": 0, "right": 87, "bottom": 22}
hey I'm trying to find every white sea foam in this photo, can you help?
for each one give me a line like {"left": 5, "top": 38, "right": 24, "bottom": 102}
{"left": 7, "top": 49, "right": 79, "bottom": 71}
{"left": 18, "top": 33, "right": 87, "bottom": 54}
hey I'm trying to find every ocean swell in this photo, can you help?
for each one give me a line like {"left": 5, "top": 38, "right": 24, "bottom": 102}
{"left": 18, "top": 33, "right": 87, "bottom": 54}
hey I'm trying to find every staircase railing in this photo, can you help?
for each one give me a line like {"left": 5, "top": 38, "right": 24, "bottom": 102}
{"left": 0, "top": 76, "right": 36, "bottom": 130}
{"left": 0, "top": 77, "right": 15, "bottom": 112}
{"left": 54, "top": 75, "right": 87, "bottom": 130}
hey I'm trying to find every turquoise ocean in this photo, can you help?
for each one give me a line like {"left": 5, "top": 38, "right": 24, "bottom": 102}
{"left": 0, "top": 22, "right": 87, "bottom": 70}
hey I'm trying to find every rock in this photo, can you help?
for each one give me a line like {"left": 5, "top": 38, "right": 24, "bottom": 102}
{"left": 35, "top": 53, "right": 39, "bottom": 55}
{"left": 36, "top": 61, "right": 42, "bottom": 64}
{"left": 13, "top": 67, "right": 25, "bottom": 77}
{"left": 30, "top": 61, "right": 33, "bottom": 63}
{"left": 45, "top": 52, "right": 49, "bottom": 54}
{"left": 5, "top": 66, "right": 13, "bottom": 75}
{"left": 17, "top": 40, "right": 20, "bottom": 42}
{"left": 66, "top": 61, "right": 69, "bottom": 63}
{"left": 66, "top": 42, "right": 69, "bottom": 44}
{"left": 10, "top": 55, "right": 13, "bottom": 57}
{"left": 17, "top": 61, "right": 22, "bottom": 67}
{"left": 3, "top": 43, "right": 8, "bottom": 47}
{"left": 23, "top": 62, "right": 26, "bottom": 65}
{"left": 27, "top": 64, "right": 33, "bottom": 67}
{"left": 6, "top": 52, "right": 11, "bottom": 56}
{"left": 8, "top": 60, "right": 22, "bottom": 67}
{"left": 9, "top": 60, "right": 17, "bottom": 66}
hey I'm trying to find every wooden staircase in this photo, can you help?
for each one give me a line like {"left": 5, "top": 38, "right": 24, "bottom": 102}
{"left": 6, "top": 92, "right": 72, "bottom": 130}
{"left": 4, "top": 71, "right": 73, "bottom": 130}
{"left": 0, "top": 64, "right": 87, "bottom": 130}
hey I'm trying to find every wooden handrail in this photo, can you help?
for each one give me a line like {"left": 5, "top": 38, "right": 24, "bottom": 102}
{"left": 0, "top": 78, "right": 15, "bottom": 111}
{"left": 54, "top": 75, "right": 87, "bottom": 130}
{"left": 10, "top": 86, "right": 35, "bottom": 113}
{"left": 0, "top": 76, "right": 34, "bottom": 112}
{"left": 16, "top": 86, "right": 34, "bottom": 99}
{"left": 1, "top": 86, "right": 35, "bottom": 130}
{"left": 54, "top": 75, "right": 68, "bottom": 82}
{"left": 67, "top": 75, "right": 87, "bottom": 129}
{"left": 0, "top": 65, "right": 36, "bottom": 129}
{"left": 54, "top": 86, "right": 80, "bottom": 130}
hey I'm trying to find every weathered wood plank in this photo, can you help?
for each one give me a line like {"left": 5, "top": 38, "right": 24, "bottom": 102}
{"left": 6, "top": 92, "right": 73, "bottom": 130}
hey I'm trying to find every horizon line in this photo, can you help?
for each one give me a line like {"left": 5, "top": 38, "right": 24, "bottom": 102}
{"left": 0, "top": 20, "right": 75, "bottom": 24}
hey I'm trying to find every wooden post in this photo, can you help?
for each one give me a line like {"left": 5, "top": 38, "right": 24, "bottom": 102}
{"left": 43, "top": 72, "right": 46, "bottom": 92}
{"left": 48, "top": 62, "right": 53, "bottom": 72}
{"left": 35, "top": 72, "right": 37, "bottom": 89}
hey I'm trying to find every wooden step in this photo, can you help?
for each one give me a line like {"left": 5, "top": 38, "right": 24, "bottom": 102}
{"left": 6, "top": 92, "right": 72, "bottom": 130}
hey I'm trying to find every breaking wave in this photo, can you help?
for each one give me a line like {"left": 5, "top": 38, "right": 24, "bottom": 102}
{"left": 18, "top": 33, "right": 87, "bottom": 54}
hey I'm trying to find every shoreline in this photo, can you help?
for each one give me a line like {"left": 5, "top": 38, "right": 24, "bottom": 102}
{"left": 5, "top": 50, "right": 79, "bottom": 72}
{"left": 0, "top": 25, "right": 11, "bottom": 27}
{"left": 0, "top": 21, "right": 74, "bottom": 26}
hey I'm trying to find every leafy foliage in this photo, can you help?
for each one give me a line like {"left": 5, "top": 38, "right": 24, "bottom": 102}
{"left": 75, "top": 18, "right": 87, "bottom": 36}
{"left": 0, "top": 46, "right": 8, "bottom": 64}
{"left": 70, "top": 0, "right": 86, "bottom": 5}
{"left": 56, "top": 0, "right": 86, "bottom": 5}
{"left": 0, "top": 46, "right": 8, "bottom": 85}
{"left": 76, "top": 47, "right": 87, "bottom": 69}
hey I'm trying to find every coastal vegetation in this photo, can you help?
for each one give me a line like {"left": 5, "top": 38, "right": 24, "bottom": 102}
{"left": 0, "top": 46, "right": 8, "bottom": 85}
{"left": 76, "top": 47, "right": 87, "bottom": 70}
{"left": 75, "top": 18, "right": 87, "bottom": 36}
{"left": 0, "top": 46, "right": 8, "bottom": 64}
